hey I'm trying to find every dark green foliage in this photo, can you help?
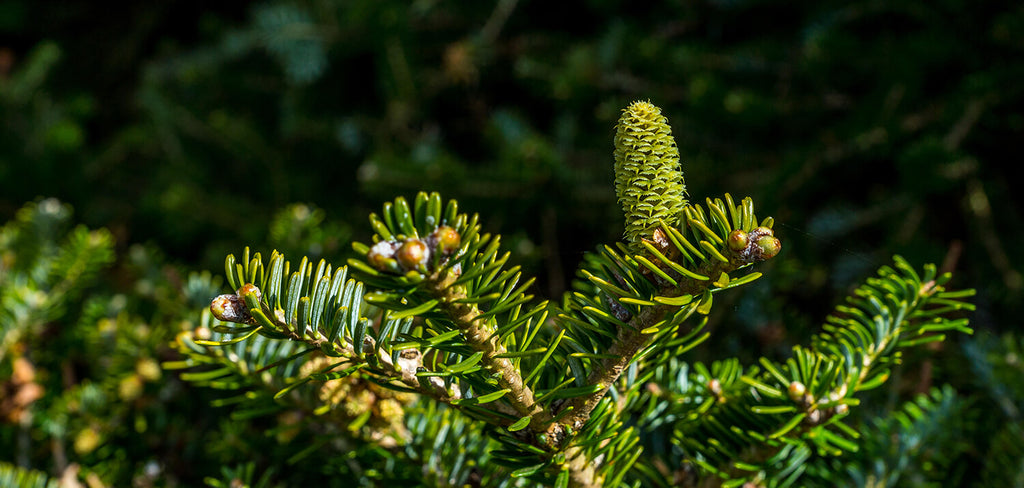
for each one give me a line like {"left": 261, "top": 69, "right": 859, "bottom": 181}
{"left": 980, "top": 422, "right": 1024, "bottom": 487}
{"left": 962, "top": 334, "right": 1024, "bottom": 488}
{"left": 825, "top": 386, "right": 972, "bottom": 488}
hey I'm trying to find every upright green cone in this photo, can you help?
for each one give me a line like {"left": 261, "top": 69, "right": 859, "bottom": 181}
{"left": 613, "top": 100, "right": 687, "bottom": 247}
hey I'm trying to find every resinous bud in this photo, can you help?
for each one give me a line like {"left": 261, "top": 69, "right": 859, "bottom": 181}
{"left": 727, "top": 229, "right": 749, "bottom": 251}
{"left": 237, "top": 283, "right": 264, "bottom": 314}
{"left": 238, "top": 283, "right": 262, "bottom": 302}
{"left": 788, "top": 381, "right": 807, "bottom": 402}
{"left": 211, "top": 294, "right": 253, "bottom": 324}
{"left": 396, "top": 239, "right": 429, "bottom": 271}
{"left": 756, "top": 236, "right": 782, "bottom": 259}
{"left": 368, "top": 253, "right": 399, "bottom": 273}
{"left": 433, "top": 226, "right": 461, "bottom": 256}
{"left": 367, "top": 241, "right": 402, "bottom": 273}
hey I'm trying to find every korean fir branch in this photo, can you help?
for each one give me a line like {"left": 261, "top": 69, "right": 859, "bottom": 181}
{"left": 670, "top": 257, "right": 974, "bottom": 486}
{"left": 208, "top": 245, "right": 460, "bottom": 405}
{"left": 350, "top": 192, "right": 553, "bottom": 430}
{"left": 747, "top": 257, "right": 977, "bottom": 440}
{"left": 558, "top": 101, "right": 781, "bottom": 431}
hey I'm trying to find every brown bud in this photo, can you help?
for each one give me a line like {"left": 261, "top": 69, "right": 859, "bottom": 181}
{"left": 211, "top": 294, "right": 253, "bottom": 324}
{"left": 367, "top": 241, "right": 402, "bottom": 273}
{"left": 788, "top": 381, "right": 806, "bottom": 402}
{"left": 727, "top": 229, "right": 749, "bottom": 251}
{"left": 395, "top": 239, "right": 429, "bottom": 271}
{"left": 432, "top": 226, "right": 461, "bottom": 256}
{"left": 651, "top": 227, "right": 671, "bottom": 252}
{"left": 238, "top": 283, "right": 261, "bottom": 302}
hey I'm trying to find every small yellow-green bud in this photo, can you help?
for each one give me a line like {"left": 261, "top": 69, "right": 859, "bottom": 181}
{"left": 613, "top": 100, "right": 687, "bottom": 246}
{"left": 369, "top": 254, "right": 398, "bottom": 272}
{"left": 727, "top": 229, "right": 750, "bottom": 251}
{"left": 755, "top": 236, "right": 781, "bottom": 259}
{"left": 136, "top": 358, "right": 162, "bottom": 382}
{"left": 368, "top": 254, "right": 399, "bottom": 273}
{"left": 118, "top": 375, "right": 144, "bottom": 401}
{"left": 74, "top": 428, "right": 101, "bottom": 455}
{"left": 733, "top": 226, "right": 782, "bottom": 263}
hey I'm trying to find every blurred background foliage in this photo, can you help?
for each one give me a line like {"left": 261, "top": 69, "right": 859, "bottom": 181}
{"left": 1, "top": 0, "right": 1022, "bottom": 486}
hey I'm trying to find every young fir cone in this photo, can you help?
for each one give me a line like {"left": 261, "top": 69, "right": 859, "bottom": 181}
{"left": 614, "top": 100, "right": 687, "bottom": 248}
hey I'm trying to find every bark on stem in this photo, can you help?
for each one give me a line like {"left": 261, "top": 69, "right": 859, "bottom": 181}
{"left": 560, "top": 258, "right": 743, "bottom": 436}
{"left": 425, "top": 268, "right": 554, "bottom": 431}
{"left": 555, "top": 259, "right": 748, "bottom": 487}
{"left": 561, "top": 304, "right": 671, "bottom": 431}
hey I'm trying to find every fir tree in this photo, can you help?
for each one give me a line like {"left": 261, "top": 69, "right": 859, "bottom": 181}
{"left": 174, "top": 101, "right": 974, "bottom": 487}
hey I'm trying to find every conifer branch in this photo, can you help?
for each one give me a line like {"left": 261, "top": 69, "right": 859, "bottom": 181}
{"left": 211, "top": 282, "right": 460, "bottom": 404}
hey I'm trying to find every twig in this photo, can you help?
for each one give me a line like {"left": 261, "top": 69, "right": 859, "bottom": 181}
{"left": 425, "top": 266, "right": 555, "bottom": 430}
{"left": 560, "top": 257, "right": 743, "bottom": 431}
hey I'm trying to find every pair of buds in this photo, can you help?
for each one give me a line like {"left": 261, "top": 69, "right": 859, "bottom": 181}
{"left": 366, "top": 226, "right": 461, "bottom": 276}
{"left": 727, "top": 227, "right": 781, "bottom": 263}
